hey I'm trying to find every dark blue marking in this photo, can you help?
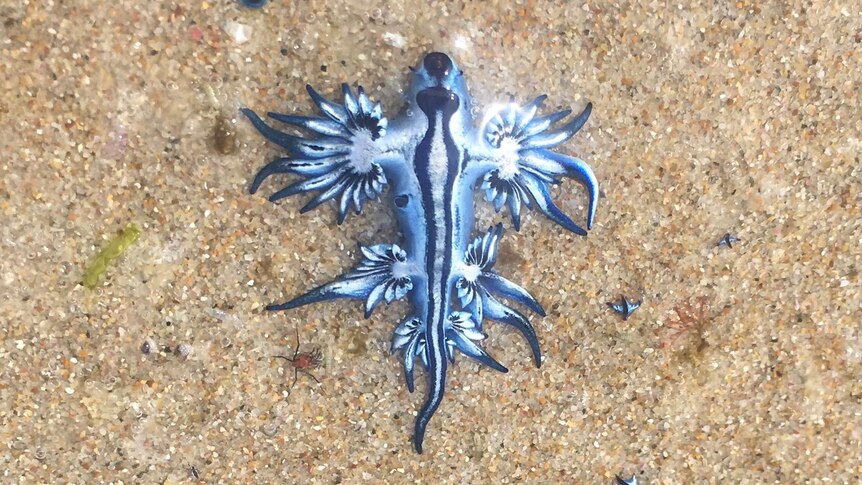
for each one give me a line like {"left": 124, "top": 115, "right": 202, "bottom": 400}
{"left": 393, "top": 194, "right": 409, "bottom": 208}
{"left": 240, "top": 0, "right": 267, "bottom": 8}
{"left": 607, "top": 296, "right": 642, "bottom": 320}
{"left": 412, "top": 87, "right": 461, "bottom": 454}
{"left": 718, "top": 233, "right": 740, "bottom": 248}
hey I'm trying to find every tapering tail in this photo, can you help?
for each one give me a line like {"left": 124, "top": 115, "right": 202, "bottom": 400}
{"left": 413, "top": 312, "right": 448, "bottom": 454}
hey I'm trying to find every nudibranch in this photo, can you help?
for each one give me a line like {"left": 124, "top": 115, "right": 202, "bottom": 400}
{"left": 242, "top": 52, "right": 598, "bottom": 453}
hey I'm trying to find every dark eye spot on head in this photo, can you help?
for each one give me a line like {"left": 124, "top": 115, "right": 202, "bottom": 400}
{"left": 394, "top": 194, "right": 409, "bottom": 208}
{"left": 423, "top": 52, "right": 452, "bottom": 80}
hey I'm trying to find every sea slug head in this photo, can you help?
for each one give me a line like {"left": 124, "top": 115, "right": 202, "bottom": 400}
{"left": 407, "top": 52, "right": 472, "bottom": 130}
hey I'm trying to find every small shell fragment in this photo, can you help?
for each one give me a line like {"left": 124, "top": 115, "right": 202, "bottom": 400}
{"left": 223, "top": 21, "right": 252, "bottom": 44}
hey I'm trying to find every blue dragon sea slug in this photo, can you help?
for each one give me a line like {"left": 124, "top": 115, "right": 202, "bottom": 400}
{"left": 242, "top": 52, "right": 598, "bottom": 453}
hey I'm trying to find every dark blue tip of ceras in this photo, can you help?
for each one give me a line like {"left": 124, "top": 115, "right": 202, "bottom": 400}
{"left": 479, "top": 273, "right": 547, "bottom": 317}
{"left": 565, "top": 102, "right": 595, "bottom": 230}
{"left": 242, "top": 108, "right": 300, "bottom": 155}
{"left": 482, "top": 293, "right": 542, "bottom": 368}
{"left": 564, "top": 102, "right": 592, "bottom": 141}
{"left": 423, "top": 52, "right": 453, "bottom": 81}
{"left": 265, "top": 273, "right": 389, "bottom": 313}
{"left": 242, "top": 107, "right": 302, "bottom": 194}
{"left": 265, "top": 289, "right": 329, "bottom": 312}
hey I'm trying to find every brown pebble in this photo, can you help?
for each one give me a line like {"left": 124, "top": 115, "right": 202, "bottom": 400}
{"left": 211, "top": 113, "right": 237, "bottom": 155}
{"left": 344, "top": 329, "right": 368, "bottom": 355}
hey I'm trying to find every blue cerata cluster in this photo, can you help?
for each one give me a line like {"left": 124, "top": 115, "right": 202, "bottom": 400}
{"left": 243, "top": 52, "right": 598, "bottom": 453}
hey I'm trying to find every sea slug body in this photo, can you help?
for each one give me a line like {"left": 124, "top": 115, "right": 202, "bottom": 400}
{"left": 242, "top": 52, "right": 598, "bottom": 453}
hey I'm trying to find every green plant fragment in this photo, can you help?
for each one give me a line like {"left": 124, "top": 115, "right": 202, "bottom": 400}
{"left": 82, "top": 223, "right": 141, "bottom": 289}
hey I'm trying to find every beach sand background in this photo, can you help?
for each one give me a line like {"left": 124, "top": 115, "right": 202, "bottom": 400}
{"left": 1, "top": 1, "right": 860, "bottom": 483}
